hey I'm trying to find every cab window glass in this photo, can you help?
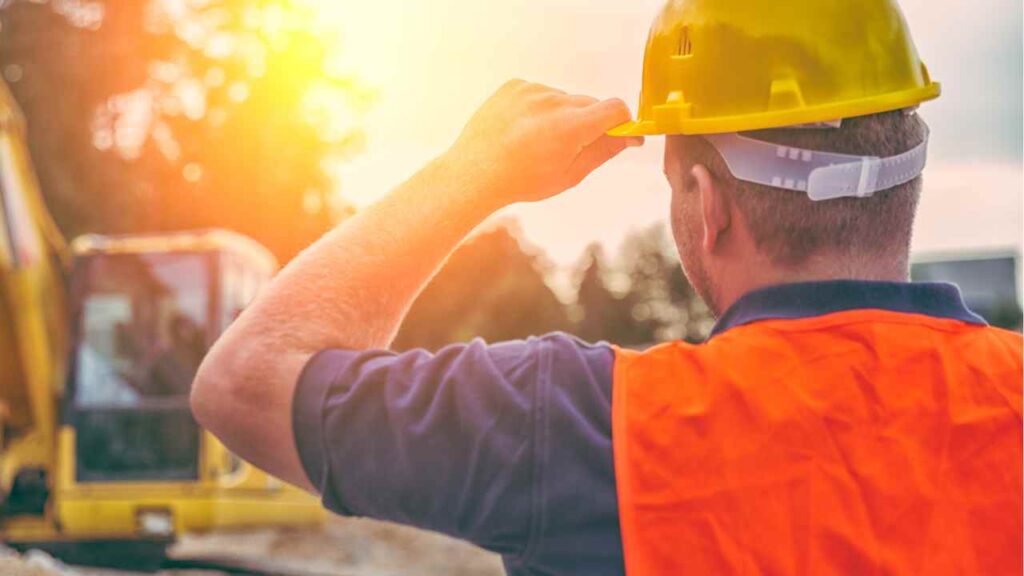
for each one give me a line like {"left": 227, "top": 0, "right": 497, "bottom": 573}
{"left": 220, "top": 256, "right": 242, "bottom": 330}
{"left": 220, "top": 255, "right": 264, "bottom": 331}
{"left": 75, "top": 253, "right": 209, "bottom": 407}
{"left": 72, "top": 252, "right": 209, "bottom": 482}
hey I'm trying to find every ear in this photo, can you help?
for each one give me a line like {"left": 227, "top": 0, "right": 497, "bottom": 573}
{"left": 691, "top": 164, "right": 731, "bottom": 253}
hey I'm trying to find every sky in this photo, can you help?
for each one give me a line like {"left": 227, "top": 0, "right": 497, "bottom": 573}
{"left": 310, "top": 0, "right": 1023, "bottom": 274}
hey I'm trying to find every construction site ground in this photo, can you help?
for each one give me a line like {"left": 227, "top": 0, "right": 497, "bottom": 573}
{"left": 2, "top": 516, "right": 503, "bottom": 576}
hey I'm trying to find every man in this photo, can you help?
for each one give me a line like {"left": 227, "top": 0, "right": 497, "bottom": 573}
{"left": 192, "top": 0, "right": 1023, "bottom": 574}
{"left": 148, "top": 313, "right": 205, "bottom": 398}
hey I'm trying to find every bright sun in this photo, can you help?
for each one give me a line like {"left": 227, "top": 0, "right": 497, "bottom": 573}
{"left": 284, "top": 1, "right": 397, "bottom": 86}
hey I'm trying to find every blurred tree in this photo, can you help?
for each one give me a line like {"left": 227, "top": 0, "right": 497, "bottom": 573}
{"left": 393, "top": 224, "right": 573, "bottom": 351}
{"left": 0, "top": 0, "right": 369, "bottom": 262}
{"left": 616, "top": 224, "right": 713, "bottom": 344}
{"left": 571, "top": 225, "right": 713, "bottom": 347}
{"left": 574, "top": 243, "right": 650, "bottom": 346}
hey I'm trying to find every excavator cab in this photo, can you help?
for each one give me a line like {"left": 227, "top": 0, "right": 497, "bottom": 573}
{"left": 70, "top": 249, "right": 209, "bottom": 483}
{"left": 67, "top": 234, "right": 264, "bottom": 486}
{"left": 45, "top": 232, "right": 323, "bottom": 544}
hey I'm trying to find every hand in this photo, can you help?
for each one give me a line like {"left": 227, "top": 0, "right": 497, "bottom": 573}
{"left": 443, "top": 80, "right": 644, "bottom": 208}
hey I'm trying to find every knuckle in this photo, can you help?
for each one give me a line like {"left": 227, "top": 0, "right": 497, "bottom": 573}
{"left": 500, "top": 79, "right": 527, "bottom": 93}
{"left": 519, "top": 81, "right": 546, "bottom": 96}
{"left": 526, "top": 82, "right": 564, "bottom": 98}
{"left": 536, "top": 90, "right": 566, "bottom": 105}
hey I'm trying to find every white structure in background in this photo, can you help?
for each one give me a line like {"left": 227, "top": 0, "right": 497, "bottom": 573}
{"left": 912, "top": 250, "right": 1022, "bottom": 330}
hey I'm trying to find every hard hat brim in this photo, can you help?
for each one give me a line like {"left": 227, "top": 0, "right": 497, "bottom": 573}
{"left": 608, "top": 121, "right": 649, "bottom": 138}
{"left": 608, "top": 83, "right": 941, "bottom": 137}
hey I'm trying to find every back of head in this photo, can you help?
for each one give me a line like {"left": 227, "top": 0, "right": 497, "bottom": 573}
{"left": 617, "top": 0, "right": 940, "bottom": 309}
{"left": 669, "top": 111, "right": 928, "bottom": 269}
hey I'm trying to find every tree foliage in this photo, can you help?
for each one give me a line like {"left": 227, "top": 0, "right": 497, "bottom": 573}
{"left": 393, "top": 222, "right": 713, "bottom": 352}
{"left": 574, "top": 243, "right": 651, "bottom": 346}
{"left": 0, "top": 0, "right": 369, "bottom": 261}
{"left": 574, "top": 224, "right": 713, "bottom": 347}
{"left": 616, "top": 223, "right": 714, "bottom": 343}
{"left": 394, "top": 225, "right": 573, "bottom": 351}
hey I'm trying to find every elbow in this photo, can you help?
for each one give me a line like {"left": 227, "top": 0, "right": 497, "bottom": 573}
{"left": 191, "top": 338, "right": 248, "bottom": 435}
{"left": 190, "top": 322, "right": 310, "bottom": 457}
{"left": 190, "top": 352, "right": 222, "bottom": 434}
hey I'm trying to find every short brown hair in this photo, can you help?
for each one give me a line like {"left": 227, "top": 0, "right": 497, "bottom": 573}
{"left": 670, "top": 111, "right": 928, "bottom": 267}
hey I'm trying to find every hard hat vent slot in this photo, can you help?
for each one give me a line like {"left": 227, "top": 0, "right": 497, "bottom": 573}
{"left": 677, "top": 27, "right": 693, "bottom": 56}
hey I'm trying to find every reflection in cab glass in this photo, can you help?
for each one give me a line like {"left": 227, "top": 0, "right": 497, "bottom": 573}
{"left": 72, "top": 252, "right": 209, "bottom": 482}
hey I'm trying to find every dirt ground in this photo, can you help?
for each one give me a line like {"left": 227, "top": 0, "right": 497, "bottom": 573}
{"left": 170, "top": 516, "right": 504, "bottom": 576}
{"left": 2, "top": 517, "right": 504, "bottom": 576}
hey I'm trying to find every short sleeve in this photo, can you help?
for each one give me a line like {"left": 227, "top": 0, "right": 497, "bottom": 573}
{"left": 290, "top": 333, "right": 621, "bottom": 568}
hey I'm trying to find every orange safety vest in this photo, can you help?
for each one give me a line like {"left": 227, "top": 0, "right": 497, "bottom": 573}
{"left": 613, "top": 309, "right": 1023, "bottom": 575}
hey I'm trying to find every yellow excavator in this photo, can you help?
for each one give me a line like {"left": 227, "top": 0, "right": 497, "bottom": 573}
{"left": 0, "top": 80, "right": 323, "bottom": 565}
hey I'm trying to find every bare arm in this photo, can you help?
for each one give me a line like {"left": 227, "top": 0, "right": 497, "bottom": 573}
{"left": 190, "top": 80, "right": 642, "bottom": 491}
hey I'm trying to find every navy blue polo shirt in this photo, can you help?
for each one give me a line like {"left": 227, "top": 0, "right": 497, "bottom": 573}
{"left": 291, "top": 281, "right": 985, "bottom": 575}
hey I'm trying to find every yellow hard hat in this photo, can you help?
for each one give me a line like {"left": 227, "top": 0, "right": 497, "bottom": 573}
{"left": 612, "top": 0, "right": 941, "bottom": 136}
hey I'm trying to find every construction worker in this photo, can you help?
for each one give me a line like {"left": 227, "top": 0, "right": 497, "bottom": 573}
{"left": 191, "top": 0, "right": 1023, "bottom": 574}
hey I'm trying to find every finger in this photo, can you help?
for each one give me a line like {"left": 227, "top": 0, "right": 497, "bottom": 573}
{"left": 539, "top": 94, "right": 600, "bottom": 113}
{"left": 573, "top": 98, "right": 634, "bottom": 140}
{"left": 568, "top": 94, "right": 601, "bottom": 108}
{"left": 564, "top": 134, "right": 644, "bottom": 187}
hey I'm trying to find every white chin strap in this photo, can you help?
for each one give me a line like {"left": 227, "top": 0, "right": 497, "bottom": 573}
{"left": 703, "top": 128, "right": 929, "bottom": 201}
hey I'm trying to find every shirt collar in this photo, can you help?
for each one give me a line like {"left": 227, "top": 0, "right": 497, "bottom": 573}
{"left": 710, "top": 280, "right": 987, "bottom": 339}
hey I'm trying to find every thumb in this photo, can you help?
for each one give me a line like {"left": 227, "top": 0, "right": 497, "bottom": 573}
{"left": 564, "top": 134, "right": 644, "bottom": 187}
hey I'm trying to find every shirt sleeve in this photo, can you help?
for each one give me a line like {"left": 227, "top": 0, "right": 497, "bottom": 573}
{"left": 290, "top": 333, "right": 621, "bottom": 568}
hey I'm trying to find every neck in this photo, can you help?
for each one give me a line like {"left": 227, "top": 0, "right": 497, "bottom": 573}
{"left": 713, "top": 252, "right": 911, "bottom": 316}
